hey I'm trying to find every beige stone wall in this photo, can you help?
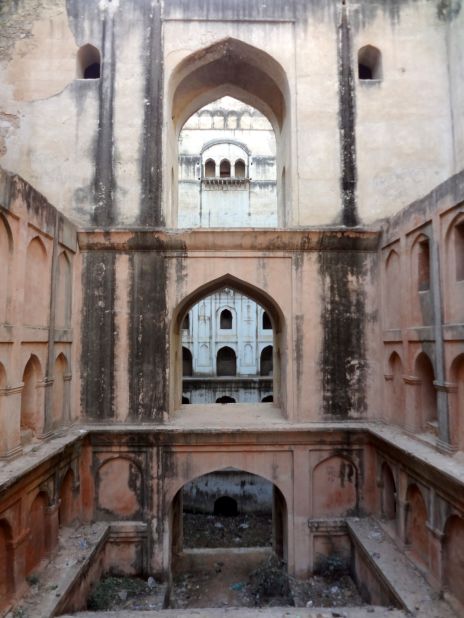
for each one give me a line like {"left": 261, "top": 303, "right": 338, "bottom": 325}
{"left": 0, "top": 0, "right": 461, "bottom": 226}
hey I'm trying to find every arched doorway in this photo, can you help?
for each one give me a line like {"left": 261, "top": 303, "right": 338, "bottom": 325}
{"left": 167, "top": 38, "right": 291, "bottom": 227}
{"left": 216, "top": 347, "right": 237, "bottom": 376}
{"left": 169, "top": 469, "right": 288, "bottom": 607}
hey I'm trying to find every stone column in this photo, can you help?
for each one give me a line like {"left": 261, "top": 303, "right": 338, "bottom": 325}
{"left": 434, "top": 382, "right": 458, "bottom": 453}
{"left": 383, "top": 373, "right": 393, "bottom": 424}
{"left": 36, "top": 378, "right": 53, "bottom": 439}
{"left": 426, "top": 523, "right": 444, "bottom": 588}
{"left": 292, "top": 447, "right": 311, "bottom": 578}
{"left": 0, "top": 383, "right": 22, "bottom": 458}
{"left": 63, "top": 372, "right": 72, "bottom": 427}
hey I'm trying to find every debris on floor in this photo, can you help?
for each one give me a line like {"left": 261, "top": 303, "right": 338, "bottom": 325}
{"left": 170, "top": 551, "right": 365, "bottom": 609}
{"left": 183, "top": 512, "right": 272, "bottom": 548}
{"left": 87, "top": 576, "right": 166, "bottom": 611}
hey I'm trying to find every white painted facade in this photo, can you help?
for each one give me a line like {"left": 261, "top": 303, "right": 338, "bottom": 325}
{"left": 178, "top": 97, "right": 277, "bottom": 228}
{"left": 181, "top": 288, "right": 273, "bottom": 404}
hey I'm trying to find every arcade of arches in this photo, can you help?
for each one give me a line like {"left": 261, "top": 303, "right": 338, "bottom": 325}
{"left": 0, "top": 0, "right": 464, "bottom": 616}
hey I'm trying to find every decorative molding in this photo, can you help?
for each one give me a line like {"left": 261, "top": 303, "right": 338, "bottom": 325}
{"left": 433, "top": 381, "right": 457, "bottom": 393}
{"left": 402, "top": 375, "right": 421, "bottom": 385}
{"left": 3, "top": 383, "right": 24, "bottom": 396}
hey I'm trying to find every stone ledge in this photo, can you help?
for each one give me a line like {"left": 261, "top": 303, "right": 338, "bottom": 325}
{"left": 347, "top": 517, "right": 456, "bottom": 616}
{"left": 11, "top": 523, "right": 109, "bottom": 618}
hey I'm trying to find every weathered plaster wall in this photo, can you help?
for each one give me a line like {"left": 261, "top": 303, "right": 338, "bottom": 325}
{"left": 0, "top": 0, "right": 461, "bottom": 226}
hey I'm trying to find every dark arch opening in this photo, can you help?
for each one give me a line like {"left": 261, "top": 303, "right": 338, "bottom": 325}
{"left": 260, "top": 346, "right": 273, "bottom": 376}
{"left": 171, "top": 469, "right": 286, "bottom": 563}
{"left": 219, "top": 159, "right": 231, "bottom": 178}
{"left": 77, "top": 44, "right": 101, "bottom": 79}
{"left": 235, "top": 159, "right": 246, "bottom": 178}
{"left": 220, "top": 308, "right": 233, "bottom": 329}
{"left": 418, "top": 237, "right": 431, "bottom": 291}
{"left": 216, "top": 395, "right": 236, "bottom": 404}
{"left": 204, "top": 158, "right": 215, "bottom": 178}
{"left": 182, "top": 347, "right": 193, "bottom": 376}
{"left": 214, "top": 496, "right": 238, "bottom": 516}
{"left": 182, "top": 396, "right": 190, "bottom": 404}
{"left": 217, "top": 346, "right": 237, "bottom": 376}
{"left": 358, "top": 45, "right": 382, "bottom": 81}
{"left": 262, "top": 395, "right": 273, "bottom": 402}
{"left": 262, "top": 311, "right": 272, "bottom": 330}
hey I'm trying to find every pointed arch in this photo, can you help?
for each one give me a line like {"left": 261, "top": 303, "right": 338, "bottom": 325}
{"left": 414, "top": 351, "right": 437, "bottom": 428}
{"left": 384, "top": 248, "right": 401, "bottom": 329}
{"left": 381, "top": 462, "right": 396, "bottom": 522}
{"left": 166, "top": 37, "right": 291, "bottom": 226}
{"left": 170, "top": 274, "right": 286, "bottom": 414}
{"left": 24, "top": 236, "right": 49, "bottom": 327}
{"left": 387, "top": 351, "right": 404, "bottom": 425}
{"left": 56, "top": 251, "right": 72, "bottom": 329}
{"left": 405, "top": 483, "right": 429, "bottom": 567}
{"left": 312, "top": 455, "right": 358, "bottom": 517}
{"left": 21, "top": 354, "right": 43, "bottom": 437}
{"left": 59, "top": 469, "right": 76, "bottom": 527}
{"left": 52, "top": 353, "right": 69, "bottom": 427}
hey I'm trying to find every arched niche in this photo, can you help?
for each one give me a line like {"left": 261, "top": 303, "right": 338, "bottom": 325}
{"left": 52, "top": 353, "right": 69, "bottom": 428}
{"left": 59, "top": 469, "right": 76, "bottom": 527}
{"left": 443, "top": 515, "right": 464, "bottom": 607}
{"left": 444, "top": 212, "right": 464, "bottom": 324}
{"left": 381, "top": 462, "right": 396, "bottom": 522}
{"left": 166, "top": 37, "right": 291, "bottom": 227}
{"left": 358, "top": 45, "right": 382, "bottom": 80}
{"left": 312, "top": 455, "right": 358, "bottom": 517}
{"left": 414, "top": 351, "right": 437, "bottom": 429}
{"left": 55, "top": 251, "right": 72, "bottom": 329}
{"left": 0, "top": 213, "right": 13, "bottom": 325}
{"left": 77, "top": 44, "right": 101, "bottom": 79}
{"left": 405, "top": 484, "right": 429, "bottom": 567}
{"left": 26, "top": 491, "right": 48, "bottom": 574}
{"left": 384, "top": 249, "right": 400, "bottom": 329}
{"left": 410, "top": 233, "right": 432, "bottom": 326}
{"left": 21, "top": 355, "right": 43, "bottom": 438}
{"left": 387, "top": 352, "right": 404, "bottom": 426}
{"left": 96, "top": 457, "right": 144, "bottom": 520}
{"left": 24, "top": 236, "right": 49, "bottom": 327}
{"left": 170, "top": 274, "right": 285, "bottom": 415}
